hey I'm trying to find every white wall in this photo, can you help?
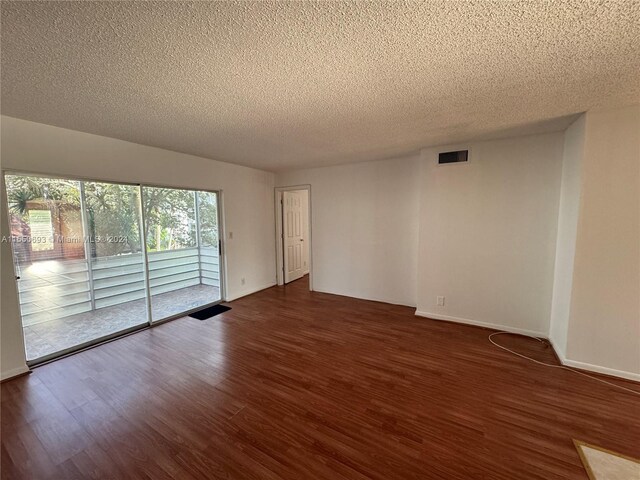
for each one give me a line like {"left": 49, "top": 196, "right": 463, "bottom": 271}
{"left": 277, "top": 154, "right": 421, "bottom": 307}
{"left": 277, "top": 134, "right": 565, "bottom": 332}
{"left": 549, "top": 115, "right": 586, "bottom": 358}
{"left": 564, "top": 104, "right": 640, "bottom": 377}
{"left": 416, "top": 133, "right": 565, "bottom": 335}
{"left": 1, "top": 116, "right": 276, "bottom": 379}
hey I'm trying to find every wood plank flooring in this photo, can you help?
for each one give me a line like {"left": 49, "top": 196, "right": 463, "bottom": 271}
{"left": 2, "top": 276, "right": 639, "bottom": 479}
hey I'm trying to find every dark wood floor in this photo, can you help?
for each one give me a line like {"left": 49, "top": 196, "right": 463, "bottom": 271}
{"left": 2, "top": 276, "right": 639, "bottom": 479}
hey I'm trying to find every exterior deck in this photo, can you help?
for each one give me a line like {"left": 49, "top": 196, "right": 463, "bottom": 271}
{"left": 23, "top": 284, "right": 220, "bottom": 360}
{"left": 15, "top": 246, "right": 221, "bottom": 360}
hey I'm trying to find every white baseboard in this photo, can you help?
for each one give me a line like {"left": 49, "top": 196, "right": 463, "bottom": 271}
{"left": 313, "top": 287, "right": 416, "bottom": 308}
{"left": 547, "top": 336, "right": 566, "bottom": 363}
{"left": 547, "top": 335, "right": 639, "bottom": 381}
{"left": 416, "top": 311, "right": 639, "bottom": 382}
{"left": 561, "top": 359, "right": 640, "bottom": 382}
{"left": 1, "top": 365, "right": 30, "bottom": 382}
{"left": 414, "top": 310, "right": 546, "bottom": 338}
{"left": 226, "top": 282, "right": 277, "bottom": 302}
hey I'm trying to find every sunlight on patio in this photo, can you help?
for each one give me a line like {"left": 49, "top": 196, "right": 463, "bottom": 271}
{"left": 22, "top": 283, "right": 220, "bottom": 360}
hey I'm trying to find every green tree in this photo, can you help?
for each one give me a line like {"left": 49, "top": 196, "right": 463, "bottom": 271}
{"left": 6, "top": 176, "right": 79, "bottom": 218}
{"left": 6, "top": 175, "right": 218, "bottom": 258}
{"left": 143, "top": 187, "right": 197, "bottom": 251}
{"left": 198, "top": 191, "right": 218, "bottom": 247}
{"left": 84, "top": 183, "right": 142, "bottom": 257}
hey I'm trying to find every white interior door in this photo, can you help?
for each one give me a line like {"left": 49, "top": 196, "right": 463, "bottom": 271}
{"left": 283, "top": 191, "right": 304, "bottom": 283}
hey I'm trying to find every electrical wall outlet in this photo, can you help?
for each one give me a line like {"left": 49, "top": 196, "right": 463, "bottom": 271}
{"left": 437, "top": 296, "right": 445, "bottom": 306}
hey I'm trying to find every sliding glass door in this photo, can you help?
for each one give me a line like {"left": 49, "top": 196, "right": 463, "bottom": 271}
{"left": 141, "top": 186, "right": 221, "bottom": 322}
{"left": 4, "top": 173, "right": 223, "bottom": 363}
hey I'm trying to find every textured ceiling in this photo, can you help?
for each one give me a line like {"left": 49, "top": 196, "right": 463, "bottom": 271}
{"left": 1, "top": 1, "right": 639, "bottom": 172}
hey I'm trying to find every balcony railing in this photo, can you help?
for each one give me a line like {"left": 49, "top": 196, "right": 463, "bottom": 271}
{"left": 17, "top": 246, "right": 219, "bottom": 327}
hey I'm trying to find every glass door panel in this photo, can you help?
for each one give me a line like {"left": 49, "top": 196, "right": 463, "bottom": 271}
{"left": 197, "top": 191, "right": 221, "bottom": 295}
{"left": 141, "top": 186, "right": 221, "bottom": 322}
{"left": 4, "top": 174, "right": 148, "bottom": 362}
{"left": 82, "top": 181, "right": 149, "bottom": 335}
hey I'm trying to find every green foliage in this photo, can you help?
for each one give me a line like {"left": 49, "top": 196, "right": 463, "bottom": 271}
{"left": 84, "top": 182, "right": 141, "bottom": 257}
{"left": 5, "top": 175, "right": 219, "bottom": 258}
{"left": 198, "top": 191, "right": 218, "bottom": 247}
{"left": 6, "top": 176, "right": 79, "bottom": 217}
{"left": 143, "top": 187, "right": 197, "bottom": 251}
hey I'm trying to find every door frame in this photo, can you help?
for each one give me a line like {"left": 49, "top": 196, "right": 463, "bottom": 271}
{"left": 2, "top": 169, "right": 229, "bottom": 366}
{"left": 274, "top": 185, "right": 312, "bottom": 289}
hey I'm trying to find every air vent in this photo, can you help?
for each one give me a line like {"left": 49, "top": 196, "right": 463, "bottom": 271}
{"left": 439, "top": 150, "right": 468, "bottom": 164}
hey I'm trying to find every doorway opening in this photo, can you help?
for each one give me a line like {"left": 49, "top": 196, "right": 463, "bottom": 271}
{"left": 275, "top": 186, "right": 312, "bottom": 288}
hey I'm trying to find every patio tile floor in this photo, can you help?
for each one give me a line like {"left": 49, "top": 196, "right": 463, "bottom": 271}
{"left": 23, "top": 284, "right": 220, "bottom": 360}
